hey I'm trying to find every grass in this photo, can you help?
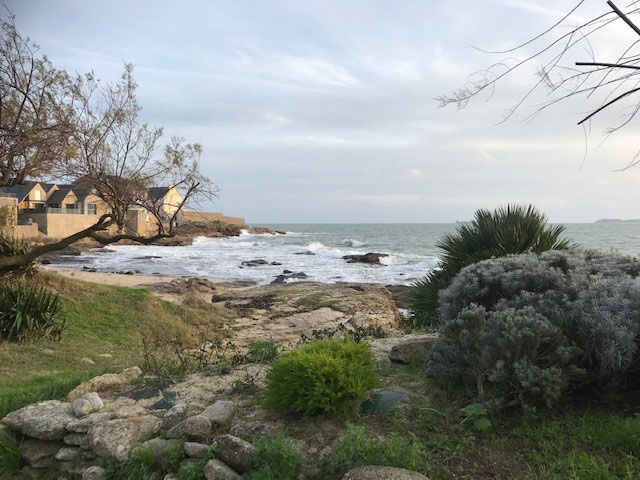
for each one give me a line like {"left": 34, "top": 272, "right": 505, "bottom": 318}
{"left": 246, "top": 432, "right": 303, "bottom": 480}
{"left": 0, "top": 430, "right": 21, "bottom": 477}
{"left": 0, "top": 271, "right": 234, "bottom": 417}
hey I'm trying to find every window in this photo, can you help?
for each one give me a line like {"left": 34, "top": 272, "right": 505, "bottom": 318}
{"left": 87, "top": 204, "right": 97, "bottom": 215}
{"left": 33, "top": 189, "right": 42, "bottom": 201}
{"left": 65, "top": 203, "right": 75, "bottom": 212}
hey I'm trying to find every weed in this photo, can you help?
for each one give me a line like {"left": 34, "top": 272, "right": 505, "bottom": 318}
{"left": 246, "top": 432, "right": 303, "bottom": 480}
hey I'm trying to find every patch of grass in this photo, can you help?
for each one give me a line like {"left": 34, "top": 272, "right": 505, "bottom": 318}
{"left": 0, "top": 271, "right": 233, "bottom": 415}
{"left": 316, "top": 423, "right": 425, "bottom": 479}
{"left": 246, "top": 432, "right": 303, "bottom": 480}
{"left": 102, "top": 446, "right": 157, "bottom": 480}
{"left": 0, "top": 431, "right": 21, "bottom": 477}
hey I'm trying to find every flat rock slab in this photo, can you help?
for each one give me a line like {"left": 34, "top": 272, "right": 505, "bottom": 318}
{"left": 388, "top": 335, "right": 439, "bottom": 364}
{"left": 204, "top": 459, "right": 241, "bottom": 480}
{"left": 88, "top": 415, "right": 161, "bottom": 461}
{"left": 1, "top": 400, "right": 75, "bottom": 440}
{"left": 342, "top": 466, "right": 429, "bottom": 480}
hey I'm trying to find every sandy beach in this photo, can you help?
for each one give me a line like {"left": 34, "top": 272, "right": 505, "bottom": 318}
{"left": 43, "top": 266, "right": 177, "bottom": 288}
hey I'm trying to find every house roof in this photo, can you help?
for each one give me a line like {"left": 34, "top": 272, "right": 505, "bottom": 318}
{"left": 47, "top": 188, "right": 75, "bottom": 204}
{"left": 148, "top": 186, "right": 171, "bottom": 201}
{"left": 0, "top": 182, "right": 41, "bottom": 202}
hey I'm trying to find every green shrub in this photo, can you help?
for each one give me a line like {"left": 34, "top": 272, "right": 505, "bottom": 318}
{"left": 262, "top": 338, "right": 378, "bottom": 416}
{"left": 429, "top": 250, "right": 640, "bottom": 409}
{"left": 407, "top": 204, "right": 573, "bottom": 327}
{"left": 0, "top": 235, "right": 36, "bottom": 277}
{"left": 316, "top": 423, "right": 425, "bottom": 479}
{"left": 0, "top": 281, "right": 65, "bottom": 341}
{"left": 246, "top": 432, "right": 303, "bottom": 480}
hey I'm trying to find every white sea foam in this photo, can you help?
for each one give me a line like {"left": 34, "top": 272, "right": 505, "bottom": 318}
{"left": 342, "top": 238, "right": 367, "bottom": 248}
{"left": 61, "top": 228, "right": 442, "bottom": 286}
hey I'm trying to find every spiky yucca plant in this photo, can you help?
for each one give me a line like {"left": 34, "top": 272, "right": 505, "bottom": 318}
{"left": 408, "top": 204, "right": 575, "bottom": 327}
{"left": 0, "top": 235, "right": 36, "bottom": 277}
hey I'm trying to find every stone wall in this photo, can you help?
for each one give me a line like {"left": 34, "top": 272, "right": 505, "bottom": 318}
{"left": 182, "top": 211, "right": 246, "bottom": 226}
{"left": 26, "top": 213, "right": 101, "bottom": 238}
{"left": 14, "top": 223, "right": 40, "bottom": 239}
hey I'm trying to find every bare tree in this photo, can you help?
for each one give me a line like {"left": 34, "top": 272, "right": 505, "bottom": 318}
{"left": 0, "top": 13, "right": 217, "bottom": 276}
{"left": 438, "top": 0, "right": 640, "bottom": 167}
{"left": 0, "top": 9, "right": 74, "bottom": 186}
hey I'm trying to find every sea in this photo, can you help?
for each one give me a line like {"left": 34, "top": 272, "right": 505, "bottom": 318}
{"left": 64, "top": 223, "right": 640, "bottom": 286}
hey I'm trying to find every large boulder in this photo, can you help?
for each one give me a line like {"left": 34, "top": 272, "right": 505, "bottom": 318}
{"left": 1, "top": 400, "right": 75, "bottom": 440}
{"left": 342, "top": 466, "right": 429, "bottom": 480}
{"left": 215, "top": 434, "right": 256, "bottom": 473}
{"left": 162, "top": 403, "right": 189, "bottom": 430}
{"left": 204, "top": 459, "right": 241, "bottom": 480}
{"left": 166, "top": 415, "right": 212, "bottom": 443}
{"left": 200, "top": 401, "right": 236, "bottom": 429}
{"left": 141, "top": 438, "right": 183, "bottom": 469}
{"left": 88, "top": 415, "right": 161, "bottom": 461}
{"left": 388, "top": 335, "right": 439, "bottom": 364}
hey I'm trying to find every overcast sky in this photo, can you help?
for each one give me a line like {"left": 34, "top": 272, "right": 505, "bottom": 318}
{"left": 7, "top": 0, "right": 640, "bottom": 223}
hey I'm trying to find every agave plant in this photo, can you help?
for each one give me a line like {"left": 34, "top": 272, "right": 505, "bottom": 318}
{"left": 408, "top": 204, "right": 575, "bottom": 327}
{"left": 0, "top": 281, "right": 65, "bottom": 341}
{"left": 0, "top": 235, "right": 36, "bottom": 277}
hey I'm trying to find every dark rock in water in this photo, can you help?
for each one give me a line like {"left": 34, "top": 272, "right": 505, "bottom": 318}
{"left": 271, "top": 271, "right": 308, "bottom": 285}
{"left": 359, "top": 391, "right": 406, "bottom": 416}
{"left": 58, "top": 248, "right": 82, "bottom": 256}
{"left": 82, "top": 267, "right": 97, "bottom": 273}
{"left": 132, "top": 255, "right": 163, "bottom": 261}
{"left": 294, "top": 251, "right": 315, "bottom": 255}
{"left": 41, "top": 258, "right": 51, "bottom": 265}
{"left": 342, "top": 253, "right": 389, "bottom": 265}
{"left": 282, "top": 269, "right": 293, "bottom": 274}
{"left": 271, "top": 261, "right": 282, "bottom": 266}
{"left": 385, "top": 284, "right": 410, "bottom": 310}
{"left": 242, "top": 259, "right": 269, "bottom": 267}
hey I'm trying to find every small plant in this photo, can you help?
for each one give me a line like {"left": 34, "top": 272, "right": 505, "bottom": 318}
{"left": 246, "top": 432, "right": 303, "bottom": 480}
{"left": 316, "top": 423, "right": 425, "bottom": 479}
{"left": 246, "top": 339, "right": 282, "bottom": 364}
{"left": 0, "top": 281, "right": 65, "bottom": 341}
{"left": 299, "top": 322, "right": 387, "bottom": 344}
{"left": 262, "top": 338, "right": 378, "bottom": 416}
{"left": 460, "top": 403, "right": 492, "bottom": 433}
{"left": 102, "top": 446, "right": 157, "bottom": 480}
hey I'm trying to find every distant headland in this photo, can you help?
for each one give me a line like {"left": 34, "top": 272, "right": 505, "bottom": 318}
{"left": 595, "top": 219, "right": 640, "bottom": 223}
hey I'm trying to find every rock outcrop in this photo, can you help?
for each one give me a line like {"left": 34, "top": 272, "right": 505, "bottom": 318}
{"left": 342, "top": 252, "right": 389, "bottom": 264}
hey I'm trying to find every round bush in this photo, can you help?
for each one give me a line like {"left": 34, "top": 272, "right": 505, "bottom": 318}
{"left": 428, "top": 250, "right": 640, "bottom": 409}
{"left": 262, "top": 338, "right": 378, "bottom": 415}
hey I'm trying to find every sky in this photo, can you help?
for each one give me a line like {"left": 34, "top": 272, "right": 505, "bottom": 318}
{"left": 6, "top": 0, "right": 640, "bottom": 223}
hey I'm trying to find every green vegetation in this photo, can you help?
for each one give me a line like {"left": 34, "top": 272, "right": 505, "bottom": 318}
{"left": 0, "top": 235, "right": 35, "bottom": 277}
{"left": 262, "top": 338, "right": 378, "bottom": 416}
{"left": 246, "top": 339, "right": 283, "bottom": 364}
{"left": 0, "top": 281, "right": 64, "bottom": 341}
{"left": 0, "top": 430, "right": 21, "bottom": 477}
{"left": 247, "top": 432, "right": 303, "bottom": 480}
{"left": 407, "top": 204, "right": 573, "bottom": 326}
{"left": 0, "top": 271, "right": 233, "bottom": 417}
{"left": 176, "top": 445, "right": 217, "bottom": 480}
{"left": 316, "top": 423, "right": 425, "bottom": 479}
{"left": 102, "top": 442, "right": 186, "bottom": 480}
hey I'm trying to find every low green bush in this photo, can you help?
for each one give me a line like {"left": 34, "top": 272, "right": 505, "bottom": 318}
{"left": 0, "top": 281, "right": 65, "bottom": 341}
{"left": 316, "top": 423, "right": 425, "bottom": 479}
{"left": 262, "top": 338, "right": 378, "bottom": 416}
{"left": 246, "top": 432, "right": 303, "bottom": 480}
{"left": 246, "top": 339, "right": 282, "bottom": 363}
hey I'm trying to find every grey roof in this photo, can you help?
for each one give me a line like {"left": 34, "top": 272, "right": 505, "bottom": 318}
{"left": 47, "top": 188, "right": 75, "bottom": 204}
{"left": 0, "top": 182, "right": 40, "bottom": 201}
{"left": 148, "top": 186, "right": 171, "bottom": 200}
